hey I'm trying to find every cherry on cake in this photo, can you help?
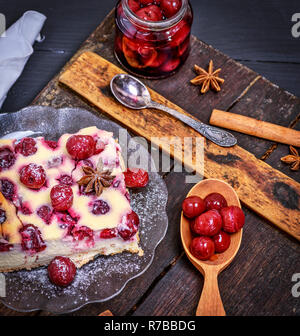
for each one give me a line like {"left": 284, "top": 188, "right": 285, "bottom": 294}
{"left": 0, "top": 126, "right": 144, "bottom": 273}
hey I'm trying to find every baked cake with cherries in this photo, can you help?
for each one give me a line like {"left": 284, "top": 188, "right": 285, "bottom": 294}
{"left": 0, "top": 126, "right": 143, "bottom": 273}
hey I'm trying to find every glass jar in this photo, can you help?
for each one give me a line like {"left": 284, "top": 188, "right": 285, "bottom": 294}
{"left": 114, "top": 0, "right": 193, "bottom": 79}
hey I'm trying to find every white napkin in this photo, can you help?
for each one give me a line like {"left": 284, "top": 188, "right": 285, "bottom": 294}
{"left": 0, "top": 10, "right": 46, "bottom": 108}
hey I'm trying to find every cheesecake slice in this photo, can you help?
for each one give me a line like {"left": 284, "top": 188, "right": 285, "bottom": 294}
{"left": 0, "top": 126, "right": 142, "bottom": 272}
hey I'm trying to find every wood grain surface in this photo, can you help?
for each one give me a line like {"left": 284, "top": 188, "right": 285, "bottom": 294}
{"left": 59, "top": 51, "right": 300, "bottom": 240}
{"left": 0, "top": 5, "right": 299, "bottom": 316}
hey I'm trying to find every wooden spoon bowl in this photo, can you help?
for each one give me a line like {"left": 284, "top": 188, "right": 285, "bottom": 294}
{"left": 180, "top": 178, "right": 243, "bottom": 316}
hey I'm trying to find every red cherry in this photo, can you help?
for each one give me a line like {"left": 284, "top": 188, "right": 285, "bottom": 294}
{"left": 204, "top": 193, "right": 228, "bottom": 212}
{"left": 190, "top": 236, "right": 215, "bottom": 261}
{"left": 182, "top": 196, "right": 205, "bottom": 219}
{"left": 99, "top": 228, "right": 118, "bottom": 239}
{"left": 92, "top": 200, "right": 110, "bottom": 215}
{"left": 15, "top": 138, "right": 37, "bottom": 157}
{"left": 37, "top": 205, "right": 53, "bottom": 225}
{"left": 118, "top": 211, "right": 139, "bottom": 241}
{"left": 124, "top": 168, "right": 149, "bottom": 188}
{"left": 160, "top": 0, "right": 182, "bottom": 18}
{"left": 19, "top": 224, "right": 46, "bottom": 254}
{"left": 0, "top": 179, "right": 15, "bottom": 201}
{"left": 193, "top": 209, "right": 222, "bottom": 236}
{"left": 71, "top": 225, "right": 94, "bottom": 241}
{"left": 137, "top": 45, "right": 158, "bottom": 67}
{"left": 57, "top": 174, "right": 74, "bottom": 186}
{"left": 178, "top": 38, "right": 190, "bottom": 56}
{"left": 190, "top": 218, "right": 196, "bottom": 232}
{"left": 43, "top": 140, "right": 58, "bottom": 150}
{"left": 146, "top": 51, "right": 167, "bottom": 68}
{"left": 134, "top": 25, "right": 156, "bottom": 42}
{"left": 122, "top": 37, "right": 144, "bottom": 69}
{"left": 221, "top": 206, "right": 245, "bottom": 233}
{"left": 136, "top": 5, "right": 163, "bottom": 21}
{"left": 140, "top": 0, "right": 154, "bottom": 5}
{"left": 128, "top": 0, "right": 141, "bottom": 12}
{"left": 170, "top": 20, "right": 190, "bottom": 46}
{"left": 160, "top": 58, "right": 180, "bottom": 73}
{"left": 48, "top": 256, "right": 76, "bottom": 287}
{"left": 50, "top": 184, "right": 73, "bottom": 211}
{"left": 0, "top": 147, "right": 16, "bottom": 171}
{"left": 66, "top": 135, "right": 95, "bottom": 160}
{"left": 213, "top": 231, "right": 231, "bottom": 253}
{"left": 20, "top": 164, "right": 46, "bottom": 189}
{"left": 56, "top": 212, "right": 77, "bottom": 233}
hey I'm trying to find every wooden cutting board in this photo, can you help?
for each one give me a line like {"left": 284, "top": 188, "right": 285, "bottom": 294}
{"left": 59, "top": 51, "right": 300, "bottom": 241}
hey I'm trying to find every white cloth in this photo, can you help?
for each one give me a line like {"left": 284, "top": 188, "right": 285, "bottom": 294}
{"left": 0, "top": 10, "right": 46, "bottom": 108}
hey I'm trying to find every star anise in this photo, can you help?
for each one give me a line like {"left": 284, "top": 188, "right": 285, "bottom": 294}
{"left": 190, "top": 60, "right": 225, "bottom": 94}
{"left": 281, "top": 146, "right": 300, "bottom": 171}
{"left": 77, "top": 159, "right": 115, "bottom": 196}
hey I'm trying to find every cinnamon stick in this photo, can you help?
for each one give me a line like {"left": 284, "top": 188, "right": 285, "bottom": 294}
{"left": 210, "top": 109, "right": 300, "bottom": 147}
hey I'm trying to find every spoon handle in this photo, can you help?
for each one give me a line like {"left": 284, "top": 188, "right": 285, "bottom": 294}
{"left": 196, "top": 270, "right": 226, "bottom": 316}
{"left": 148, "top": 101, "right": 237, "bottom": 147}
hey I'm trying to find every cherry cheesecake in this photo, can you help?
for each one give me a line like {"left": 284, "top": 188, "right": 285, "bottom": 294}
{"left": 0, "top": 126, "right": 143, "bottom": 272}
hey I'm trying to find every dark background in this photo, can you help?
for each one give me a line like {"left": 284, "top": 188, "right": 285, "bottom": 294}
{"left": 0, "top": 0, "right": 299, "bottom": 113}
{"left": 0, "top": 0, "right": 300, "bottom": 317}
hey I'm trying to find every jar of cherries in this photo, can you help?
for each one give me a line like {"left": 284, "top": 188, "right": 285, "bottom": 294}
{"left": 114, "top": 0, "right": 193, "bottom": 78}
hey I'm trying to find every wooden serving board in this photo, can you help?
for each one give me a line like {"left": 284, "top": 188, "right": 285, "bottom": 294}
{"left": 4, "top": 7, "right": 297, "bottom": 317}
{"left": 59, "top": 51, "right": 300, "bottom": 241}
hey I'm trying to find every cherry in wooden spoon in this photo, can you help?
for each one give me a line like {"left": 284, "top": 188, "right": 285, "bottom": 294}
{"left": 180, "top": 178, "right": 243, "bottom": 316}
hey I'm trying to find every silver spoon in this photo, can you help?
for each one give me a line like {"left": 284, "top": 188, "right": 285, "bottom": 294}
{"left": 110, "top": 74, "right": 237, "bottom": 147}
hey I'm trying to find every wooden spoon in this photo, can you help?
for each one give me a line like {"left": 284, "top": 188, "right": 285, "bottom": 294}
{"left": 180, "top": 178, "right": 243, "bottom": 316}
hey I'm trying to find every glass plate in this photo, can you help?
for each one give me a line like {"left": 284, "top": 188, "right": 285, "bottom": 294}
{"left": 0, "top": 106, "right": 168, "bottom": 314}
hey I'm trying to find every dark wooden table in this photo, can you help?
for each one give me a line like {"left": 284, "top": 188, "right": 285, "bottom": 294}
{"left": 0, "top": 0, "right": 300, "bottom": 316}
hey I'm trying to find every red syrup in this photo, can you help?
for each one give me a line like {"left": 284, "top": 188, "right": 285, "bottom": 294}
{"left": 114, "top": 0, "right": 193, "bottom": 78}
